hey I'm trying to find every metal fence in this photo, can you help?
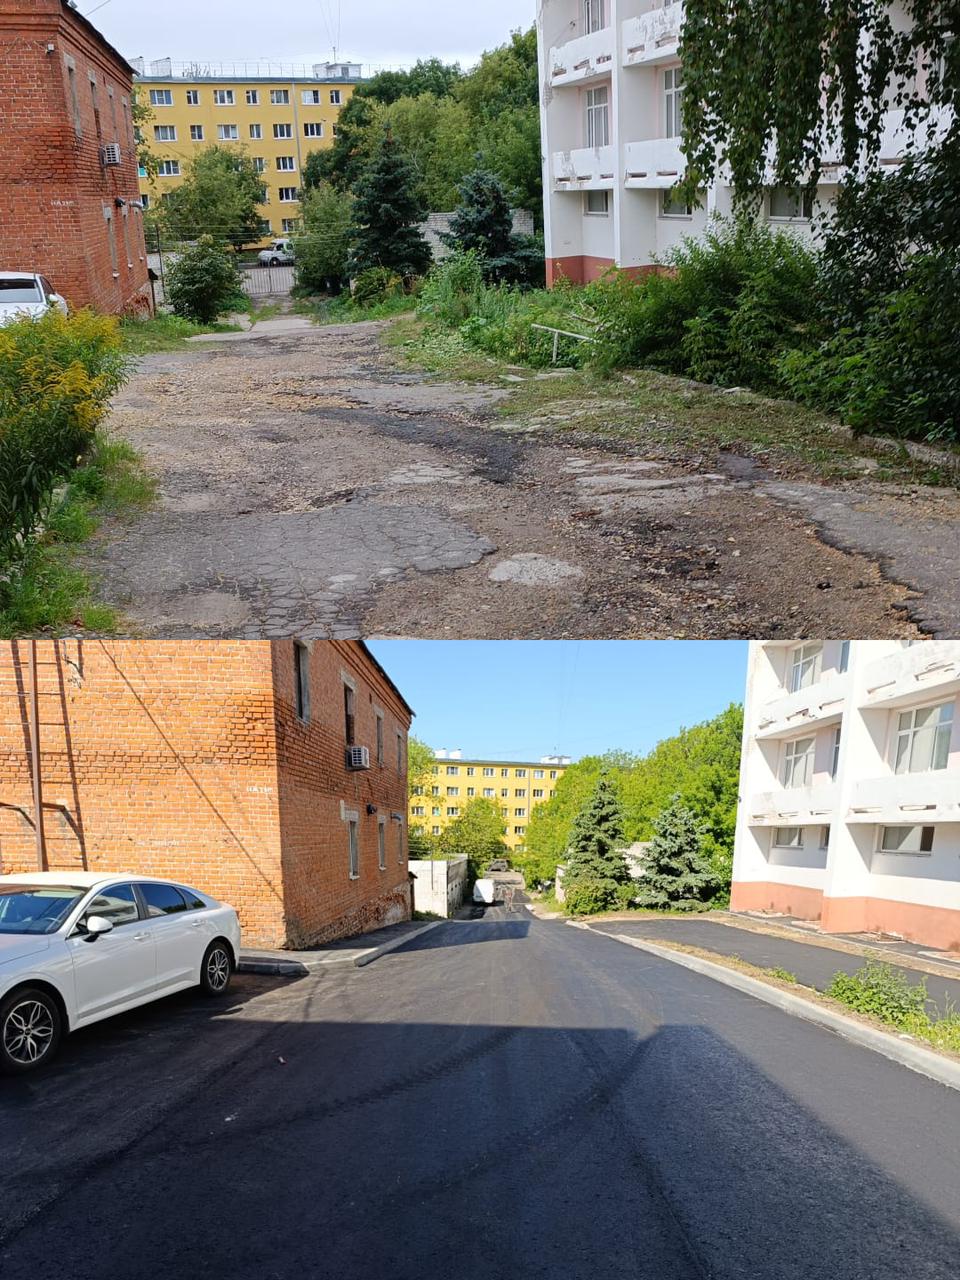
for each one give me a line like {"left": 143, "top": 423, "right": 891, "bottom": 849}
{"left": 241, "top": 265, "right": 296, "bottom": 297}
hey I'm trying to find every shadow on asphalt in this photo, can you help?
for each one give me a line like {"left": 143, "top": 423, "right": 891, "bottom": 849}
{"left": 395, "top": 919, "right": 531, "bottom": 951}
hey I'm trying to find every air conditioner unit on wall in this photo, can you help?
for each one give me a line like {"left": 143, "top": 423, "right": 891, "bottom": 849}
{"left": 100, "top": 143, "right": 122, "bottom": 167}
{"left": 346, "top": 745, "right": 371, "bottom": 771}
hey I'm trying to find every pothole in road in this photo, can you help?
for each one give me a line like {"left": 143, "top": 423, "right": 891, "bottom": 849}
{"left": 488, "top": 553, "right": 585, "bottom": 588}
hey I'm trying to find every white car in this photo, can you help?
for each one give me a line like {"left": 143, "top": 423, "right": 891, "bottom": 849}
{"left": 0, "top": 872, "right": 242, "bottom": 1074}
{"left": 257, "top": 239, "right": 295, "bottom": 267}
{"left": 0, "top": 272, "right": 68, "bottom": 327}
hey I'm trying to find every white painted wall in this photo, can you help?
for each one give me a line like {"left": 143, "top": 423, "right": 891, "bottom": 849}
{"left": 409, "top": 858, "right": 468, "bottom": 918}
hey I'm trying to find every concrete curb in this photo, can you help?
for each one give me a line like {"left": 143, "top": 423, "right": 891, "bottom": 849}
{"left": 586, "top": 927, "right": 960, "bottom": 1094}
{"left": 238, "top": 920, "right": 445, "bottom": 977}
{"left": 352, "top": 920, "right": 445, "bottom": 967}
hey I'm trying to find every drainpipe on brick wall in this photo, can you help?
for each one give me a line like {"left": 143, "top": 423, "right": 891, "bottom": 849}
{"left": 28, "top": 641, "right": 46, "bottom": 871}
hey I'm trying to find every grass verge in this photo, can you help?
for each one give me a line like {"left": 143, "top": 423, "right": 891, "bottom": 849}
{"left": 295, "top": 292, "right": 416, "bottom": 326}
{"left": 120, "top": 313, "right": 243, "bottom": 354}
{"left": 0, "top": 436, "right": 156, "bottom": 636}
{"left": 387, "top": 316, "right": 960, "bottom": 489}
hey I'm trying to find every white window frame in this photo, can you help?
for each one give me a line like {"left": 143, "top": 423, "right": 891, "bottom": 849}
{"left": 790, "top": 642, "right": 823, "bottom": 692}
{"left": 277, "top": 156, "right": 297, "bottom": 171}
{"left": 154, "top": 124, "right": 177, "bottom": 142}
{"left": 878, "top": 825, "right": 935, "bottom": 856}
{"left": 819, "top": 825, "right": 831, "bottom": 851}
{"left": 218, "top": 124, "right": 239, "bottom": 141}
{"left": 186, "top": 89, "right": 200, "bottom": 106}
{"left": 250, "top": 123, "right": 263, "bottom": 140}
{"left": 271, "top": 89, "right": 290, "bottom": 105}
{"left": 585, "top": 86, "right": 610, "bottom": 148}
{"left": 446, "top": 787, "right": 459, "bottom": 797}
{"left": 583, "top": 0, "right": 606, "bottom": 34}
{"left": 830, "top": 725, "right": 842, "bottom": 780}
{"left": 253, "top": 157, "right": 266, "bottom": 173}
{"left": 158, "top": 160, "right": 181, "bottom": 176}
{"left": 330, "top": 89, "right": 342, "bottom": 105}
{"left": 304, "top": 122, "right": 324, "bottom": 138}
{"left": 773, "top": 826, "right": 803, "bottom": 849}
{"left": 781, "top": 736, "right": 815, "bottom": 789}
{"left": 664, "top": 66, "right": 683, "bottom": 139}
{"left": 343, "top": 808, "right": 360, "bottom": 879}
{"left": 894, "top": 701, "right": 954, "bottom": 775}
{"left": 769, "top": 185, "right": 815, "bottom": 221}
{"left": 483, "top": 788, "right": 495, "bottom": 798}
{"left": 447, "top": 807, "right": 460, "bottom": 818}
{"left": 190, "top": 124, "right": 204, "bottom": 141}
{"left": 377, "top": 818, "right": 387, "bottom": 871}
{"left": 660, "top": 189, "right": 693, "bottom": 218}
{"left": 273, "top": 122, "right": 293, "bottom": 139}
{"left": 303, "top": 89, "right": 322, "bottom": 105}
{"left": 150, "top": 88, "right": 173, "bottom": 107}
{"left": 838, "top": 640, "right": 851, "bottom": 674}
{"left": 246, "top": 89, "right": 260, "bottom": 105}
{"left": 278, "top": 186, "right": 299, "bottom": 202}
{"left": 397, "top": 820, "right": 405, "bottom": 864}
{"left": 213, "top": 89, "right": 235, "bottom": 106}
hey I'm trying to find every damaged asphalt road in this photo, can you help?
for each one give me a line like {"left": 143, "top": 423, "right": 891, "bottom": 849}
{"left": 81, "top": 316, "right": 959, "bottom": 638}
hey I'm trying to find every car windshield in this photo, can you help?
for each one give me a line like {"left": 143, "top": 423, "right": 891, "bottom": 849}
{"left": 0, "top": 885, "right": 87, "bottom": 935}
{"left": 0, "top": 279, "right": 42, "bottom": 304}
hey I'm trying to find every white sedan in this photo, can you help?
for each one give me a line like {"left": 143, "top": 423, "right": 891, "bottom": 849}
{"left": 0, "top": 272, "right": 68, "bottom": 327}
{"left": 0, "top": 872, "right": 242, "bottom": 1074}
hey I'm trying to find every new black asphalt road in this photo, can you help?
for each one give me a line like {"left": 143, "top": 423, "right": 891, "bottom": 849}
{"left": 2, "top": 909, "right": 958, "bottom": 1280}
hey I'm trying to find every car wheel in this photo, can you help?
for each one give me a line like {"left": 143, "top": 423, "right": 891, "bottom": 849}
{"left": 200, "top": 941, "right": 233, "bottom": 997}
{"left": 270, "top": 257, "right": 282, "bottom": 266}
{"left": 0, "top": 987, "right": 62, "bottom": 1075}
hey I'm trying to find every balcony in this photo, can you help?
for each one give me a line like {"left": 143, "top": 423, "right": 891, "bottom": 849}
{"left": 878, "top": 106, "right": 950, "bottom": 168}
{"left": 847, "top": 772, "right": 960, "bottom": 825}
{"left": 860, "top": 642, "right": 960, "bottom": 710}
{"left": 747, "top": 782, "right": 840, "bottom": 827}
{"left": 622, "top": 3, "right": 683, "bottom": 68}
{"left": 553, "top": 145, "right": 616, "bottom": 190}
{"left": 623, "top": 137, "right": 685, "bottom": 187}
{"left": 753, "top": 673, "right": 849, "bottom": 741}
{"left": 548, "top": 27, "right": 616, "bottom": 89}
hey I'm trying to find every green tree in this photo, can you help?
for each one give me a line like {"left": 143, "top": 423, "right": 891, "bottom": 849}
{"left": 162, "top": 146, "right": 266, "bottom": 251}
{"left": 438, "top": 797, "right": 508, "bottom": 881}
{"left": 166, "top": 236, "right": 243, "bottom": 323}
{"left": 348, "top": 130, "right": 432, "bottom": 279}
{"left": 294, "top": 182, "right": 353, "bottom": 293}
{"left": 562, "top": 772, "right": 631, "bottom": 914}
{"left": 638, "top": 797, "right": 720, "bottom": 911}
{"left": 441, "top": 166, "right": 541, "bottom": 283}
{"left": 131, "top": 86, "right": 158, "bottom": 181}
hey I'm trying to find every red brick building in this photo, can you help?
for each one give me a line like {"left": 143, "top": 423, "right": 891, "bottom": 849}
{"left": 0, "top": 640, "right": 414, "bottom": 948}
{"left": 0, "top": 0, "right": 151, "bottom": 313}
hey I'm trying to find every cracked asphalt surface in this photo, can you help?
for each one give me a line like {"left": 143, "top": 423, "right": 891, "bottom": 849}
{"left": 2, "top": 910, "right": 958, "bottom": 1279}
{"left": 82, "top": 316, "right": 960, "bottom": 637}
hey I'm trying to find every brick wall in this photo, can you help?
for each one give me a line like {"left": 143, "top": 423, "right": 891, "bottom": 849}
{"left": 0, "top": 0, "right": 151, "bottom": 313}
{"left": 272, "top": 640, "right": 413, "bottom": 947}
{"left": 0, "top": 640, "right": 412, "bottom": 949}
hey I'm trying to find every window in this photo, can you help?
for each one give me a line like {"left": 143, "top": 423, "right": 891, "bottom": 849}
{"left": 446, "top": 787, "right": 459, "bottom": 797}
{"left": 773, "top": 826, "right": 803, "bottom": 849}
{"left": 277, "top": 156, "right": 296, "bottom": 171}
{"left": 141, "top": 193, "right": 151, "bottom": 210}
{"left": 398, "top": 822, "right": 405, "bottom": 864}
{"left": 769, "top": 186, "right": 814, "bottom": 220}
{"left": 85, "top": 883, "right": 140, "bottom": 928}
{"left": 214, "top": 89, "right": 235, "bottom": 106}
{"left": 332, "top": 124, "right": 339, "bottom": 137}
{"left": 515, "top": 789, "right": 526, "bottom": 798}
{"left": 303, "top": 89, "right": 322, "bottom": 105}
{"left": 186, "top": 89, "right": 200, "bottom": 106}
{"left": 879, "top": 825, "right": 935, "bottom": 855}
{"left": 103, "top": 205, "right": 118, "bottom": 275}
{"left": 431, "top": 786, "right": 440, "bottom": 796}
{"left": 304, "top": 122, "right": 324, "bottom": 137}
{"left": 534, "top": 769, "right": 545, "bottom": 779}
{"left": 150, "top": 89, "right": 173, "bottom": 106}
{"left": 664, "top": 67, "right": 683, "bottom": 138}
{"left": 661, "top": 189, "right": 693, "bottom": 217}
{"left": 376, "top": 713, "right": 384, "bottom": 766}
{"left": 838, "top": 640, "right": 851, "bottom": 674}
{"left": 790, "top": 643, "right": 822, "bottom": 692}
{"left": 467, "top": 788, "right": 475, "bottom": 797}
{"left": 412, "top": 786, "right": 423, "bottom": 796}
{"left": 533, "top": 788, "right": 544, "bottom": 798}
{"left": 274, "top": 123, "right": 293, "bottom": 138}
{"left": 515, "top": 808, "right": 526, "bottom": 818}
{"left": 246, "top": 89, "right": 260, "bottom": 105}
{"left": 65, "top": 57, "right": 82, "bottom": 134}
{"left": 550, "top": 770, "right": 558, "bottom": 780}
{"left": 501, "top": 788, "right": 509, "bottom": 798}
{"left": 218, "top": 124, "right": 239, "bottom": 140}
{"left": 343, "top": 682, "right": 355, "bottom": 744}
{"left": 190, "top": 124, "right": 204, "bottom": 141}
{"left": 412, "top": 806, "right": 425, "bottom": 817}
{"left": 483, "top": 767, "right": 494, "bottom": 777}
{"left": 583, "top": 0, "right": 606, "bottom": 34}
{"left": 121, "top": 206, "right": 133, "bottom": 269}
{"left": 781, "top": 737, "right": 815, "bottom": 789}
{"left": 254, "top": 157, "right": 266, "bottom": 172}
{"left": 140, "top": 883, "right": 188, "bottom": 917}
{"left": 819, "top": 825, "right": 831, "bottom": 850}
{"left": 447, "top": 766, "right": 460, "bottom": 775}
{"left": 483, "top": 788, "right": 495, "bottom": 798}
{"left": 348, "top": 819, "right": 360, "bottom": 878}
{"left": 330, "top": 89, "right": 342, "bottom": 105}
{"left": 431, "top": 806, "right": 441, "bottom": 816}
{"left": 250, "top": 123, "right": 263, "bottom": 140}
{"left": 279, "top": 187, "right": 299, "bottom": 202}
{"left": 294, "top": 642, "right": 310, "bottom": 722}
{"left": 180, "top": 887, "right": 206, "bottom": 911}
{"left": 514, "top": 826, "right": 525, "bottom": 837}
{"left": 271, "top": 89, "right": 290, "bottom": 104}
{"left": 585, "top": 86, "right": 610, "bottom": 148}
{"left": 378, "top": 822, "right": 387, "bottom": 870}
{"left": 432, "top": 826, "right": 441, "bottom": 836}
{"left": 501, "top": 769, "right": 509, "bottom": 778}
{"left": 89, "top": 73, "right": 102, "bottom": 140}
{"left": 154, "top": 124, "right": 176, "bottom": 142}
{"left": 466, "top": 767, "right": 475, "bottom": 776}
{"left": 516, "top": 768, "right": 527, "bottom": 778}
{"left": 397, "top": 732, "right": 403, "bottom": 772}
{"left": 895, "top": 703, "right": 954, "bottom": 774}
{"left": 830, "top": 725, "right": 842, "bottom": 779}
{"left": 447, "top": 807, "right": 460, "bottom": 818}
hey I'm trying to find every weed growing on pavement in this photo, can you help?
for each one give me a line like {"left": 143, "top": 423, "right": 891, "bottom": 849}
{"left": 767, "top": 967, "right": 799, "bottom": 984}
{"left": 120, "top": 313, "right": 242, "bottom": 354}
{"left": 827, "top": 962, "right": 960, "bottom": 1055}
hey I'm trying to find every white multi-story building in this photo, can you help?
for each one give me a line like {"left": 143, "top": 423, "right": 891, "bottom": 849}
{"left": 732, "top": 642, "right": 960, "bottom": 952}
{"left": 536, "top": 0, "right": 941, "bottom": 285}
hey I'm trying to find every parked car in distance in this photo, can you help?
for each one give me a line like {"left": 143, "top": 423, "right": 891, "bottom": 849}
{"left": 0, "top": 872, "right": 241, "bottom": 1075}
{"left": 257, "top": 239, "right": 295, "bottom": 267}
{"left": 486, "top": 860, "right": 510, "bottom": 873}
{"left": 473, "top": 878, "right": 497, "bottom": 905}
{"left": 0, "top": 272, "right": 68, "bottom": 327}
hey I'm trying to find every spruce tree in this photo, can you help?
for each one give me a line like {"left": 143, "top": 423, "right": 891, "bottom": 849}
{"left": 640, "top": 796, "right": 720, "bottom": 911}
{"left": 563, "top": 772, "right": 631, "bottom": 913}
{"left": 347, "top": 129, "right": 432, "bottom": 280}
{"left": 442, "top": 166, "right": 542, "bottom": 284}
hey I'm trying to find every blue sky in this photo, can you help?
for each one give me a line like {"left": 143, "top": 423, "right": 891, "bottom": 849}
{"left": 91, "top": 0, "right": 536, "bottom": 69}
{"left": 368, "top": 641, "right": 748, "bottom": 763}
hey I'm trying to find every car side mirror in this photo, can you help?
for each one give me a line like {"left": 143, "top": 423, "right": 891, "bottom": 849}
{"left": 84, "top": 915, "right": 114, "bottom": 939}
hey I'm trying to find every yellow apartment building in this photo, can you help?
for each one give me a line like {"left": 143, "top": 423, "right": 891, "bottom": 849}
{"left": 411, "top": 751, "right": 572, "bottom": 853}
{"left": 132, "top": 58, "right": 363, "bottom": 239}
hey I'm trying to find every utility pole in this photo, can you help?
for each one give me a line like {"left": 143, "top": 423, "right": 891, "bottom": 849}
{"left": 155, "top": 223, "right": 166, "bottom": 300}
{"left": 28, "top": 641, "right": 46, "bottom": 871}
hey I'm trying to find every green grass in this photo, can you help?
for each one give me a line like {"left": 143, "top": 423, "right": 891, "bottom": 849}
{"left": 296, "top": 292, "right": 417, "bottom": 326}
{"left": 388, "top": 316, "right": 958, "bottom": 488}
{"left": 120, "top": 312, "right": 243, "bottom": 354}
{"left": 767, "top": 966, "right": 799, "bottom": 984}
{"left": 0, "top": 435, "right": 155, "bottom": 637}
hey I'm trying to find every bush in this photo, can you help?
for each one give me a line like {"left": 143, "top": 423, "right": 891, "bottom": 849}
{"left": 294, "top": 183, "right": 353, "bottom": 295}
{"left": 167, "top": 236, "right": 244, "bottom": 323}
{"left": 417, "top": 250, "right": 487, "bottom": 326}
{"left": 563, "top": 877, "right": 619, "bottom": 916}
{"left": 0, "top": 309, "right": 126, "bottom": 570}
{"left": 827, "top": 962, "right": 928, "bottom": 1029}
{"left": 352, "top": 267, "right": 405, "bottom": 308}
